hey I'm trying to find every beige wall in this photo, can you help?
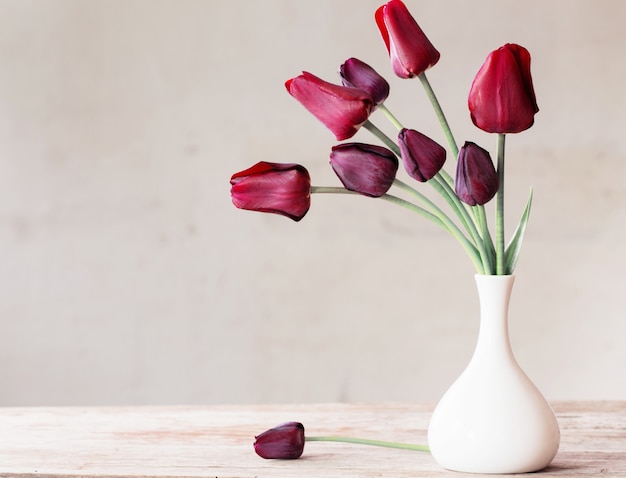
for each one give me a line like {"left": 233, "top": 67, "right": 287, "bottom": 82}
{"left": 0, "top": 0, "right": 624, "bottom": 405}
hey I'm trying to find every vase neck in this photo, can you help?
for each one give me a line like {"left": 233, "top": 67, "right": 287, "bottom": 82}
{"left": 473, "top": 275, "right": 516, "bottom": 360}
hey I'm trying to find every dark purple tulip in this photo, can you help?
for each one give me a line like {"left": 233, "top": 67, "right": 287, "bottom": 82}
{"left": 455, "top": 142, "right": 499, "bottom": 206}
{"left": 254, "top": 422, "right": 305, "bottom": 459}
{"left": 339, "top": 57, "right": 390, "bottom": 106}
{"left": 330, "top": 143, "right": 398, "bottom": 197}
{"left": 230, "top": 162, "right": 311, "bottom": 221}
{"left": 375, "top": 0, "right": 440, "bottom": 79}
{"left": 468, "top": 43, "right": 539, "bottom": 134}
{"left": 398, "top": 128, "right": 446, "bottom": 182}
{"left": 285, "top": 72, "right": 374, "bottom": 141}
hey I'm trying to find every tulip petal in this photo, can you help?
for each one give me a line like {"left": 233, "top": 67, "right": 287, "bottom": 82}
{"left": 339, "top": 58, "right": 390, "bottom": 106}
{"left": 230, "top": 162, "right": 311, "bottom": 221}
{"left": 455, "top": 142, "right": 498, "bottom": 206}
{"left": 398, "top": 128, "right": 446, "bottom": 182}
{"left": 468, "top": 43, "right": 538, "bottom": 133}
{"left": 286, "top": 72, "right": 374, "bottom": 140}
{"left": 375, "top": 0, "right": 440, "bottom": 78}
{"left": 330, "top": 143, "right": 398, "bottom": 197}
{"left": 254, "top": 422, "right": 305, "bottom": 459}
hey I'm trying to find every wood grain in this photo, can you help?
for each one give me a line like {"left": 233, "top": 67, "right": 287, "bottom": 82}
{"left": 0, "top": 402, "right": 624, "bottom": 477}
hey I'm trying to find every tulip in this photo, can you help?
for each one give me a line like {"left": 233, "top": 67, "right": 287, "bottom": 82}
{"left": 375, "top": 0, "right": 440, "bottom": 79}
{"left": 455, "top": 142, "right": 498, "bottom": 206}
{"left": 254, "top": 422, "right": 305, "bottom": 459}
{"left": 230, "top": 162, "right": 311, "bottom": 221}
{"left": 286, "top": 72, "right": 374, "bottom": 141}
{"left": 398, "top": 128, "right": 446, "bottom": 182}
{"left": 339, "top": 58, "right": 390, "bottom": 106}
{"left": 330, "top": 143, "right": 398, "bottom": 197}
{"left": 468, "top": 43, "right": 539, "bottom": 134}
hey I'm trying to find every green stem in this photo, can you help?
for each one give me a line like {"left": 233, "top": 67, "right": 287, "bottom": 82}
{"left": 496, "top": 133, "right": 506, "bottom": 274}
{"left": 392, "top": 180, "right": 483, "bottom": 273}
{"left": 362, "top": 120, "right": 401, "bottom": 156}
{"left": 418, "top": 73, "right": 458, "bottom": 158}
{"left": 311, "top": 186, "right": 359, "bottom": 195}
{"left": 477, "top": 205, "right": 496, "bottom": 270}
{"left": 311, "top": 186, "right": 440, "bottom": 225}
{"left": 311, "top": 185, "right": 483, "bottom": 272}
{"left": 377, "top": 104, "right": 404, "bottom": 131}
{"left": 430, "top": 174, "right": 492, "bottom": 275}
{"left": 306, "top": 436, "right": 430, "bottom": 453}
{"left": 364, "top": 114, "right": 481, "bottom": 266}
{"left": 380, "top": 194, "right": 446, "bottom": 230}
{"left": 417, "top": 71, "right": 494, "bottom": 273}
{"left": 437, "top": 168, "right": 454, "bottom": 189}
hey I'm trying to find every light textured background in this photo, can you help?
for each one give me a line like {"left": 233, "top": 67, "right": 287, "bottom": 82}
{"left": 0, "top": 0, "right": 624, "bottom": 406}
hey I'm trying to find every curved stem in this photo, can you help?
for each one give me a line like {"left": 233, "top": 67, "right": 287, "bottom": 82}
{"left": 311, "top": 186, "right": 439, "bottom": 224}
{"left": 418, "top": 73, "right": 458, "bottom": 158}
{"left": 437, "top": 167, "right": 455, "bottom": 189}
{"left": 379, "top": 194, "right": 446, "bottom": 229}
{"left": 377, "top": 104, "right": 404, "bottom": 131}
{"left": 306, "top": 436, "right": 430, "bottom": 453}
{"left": 312, "top": 186, "right": 443, "bottom": 227}
{"left": 417, "top": 72, "right": 494, "bottom": 273}
{"left": 311, "top": 186, "right": 359, "bottom": 195}
{"left": 311, "top": 185, "right": 483, "bottom": 272}
{"left": 362, "top": 120, "right": 401, "bottom": 156}
{"left": 477, "top": 206, "right": 496, "bottom": 266}
{"left": 392, "top": 180, "right": 484, "bottom": 273}
{"left": 496, "top": 133, "right": 506, "bottom": 274}
{"left": 430, "top": 175, "right": 492, "bottom": 274}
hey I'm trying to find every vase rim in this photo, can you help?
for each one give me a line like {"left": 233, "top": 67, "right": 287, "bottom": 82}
{"left": 474, "top": 274, "right": 515, "bottom": 277}
{"left": 474, "top": 274, "right": 516, "bottom": 284}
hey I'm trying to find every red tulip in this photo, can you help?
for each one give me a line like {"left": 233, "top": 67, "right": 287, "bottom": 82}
{"left": 375, "top": 0, "right": 440, "bottom": 79}
{"left": 330, "top": 143, "right": 398, "bottom": 197}
{"left": 455, "top": 142, "right": 498, "bottom": 206}
{"left": 468, "top": 43, "right": 539, "bottom": 134}
{"left": 230, "top": 162, "right": 311, "bottom": 221}
{"left": 339, "top": 58, "right": 390, "bottom": 106}
{"left": 286, "top": 72, "right": 374, "bottom": 141}
{"left": 398, "top": 128, "right": 446, "bottom": 182}
{"left": 254, "top": 422, "right": 305, "bottom": 459}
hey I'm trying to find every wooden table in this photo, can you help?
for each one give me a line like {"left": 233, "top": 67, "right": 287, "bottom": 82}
{"left": 0, "top": 402, "right": 624, "bottom": 477}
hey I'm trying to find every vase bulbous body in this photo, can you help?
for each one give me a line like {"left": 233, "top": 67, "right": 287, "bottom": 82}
{"left": 428, "top": 275, "right": 560, "bottom": 474}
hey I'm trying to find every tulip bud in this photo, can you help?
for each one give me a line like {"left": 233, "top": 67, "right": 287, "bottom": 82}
{"left": 330, "top": 143, "right": 398, "bottom": 197}
{"left": 339, "top": 58, "right": 390, "bottom": 106}
{"left": 375, "top": 0, "right": 440, "bottom": 79}
{"left": 468, "top": 43, "right": 539, "bottom": 134}
{"left": 230, "top": 162, "right": 311, "bottom": 221}
{"left": 254, "top": 422, "right": 305, "bottom": 459}
{"left": 286, "top": 72, "right": 374, "bottom": 141}
{"left": 398, "top": 128, "right": 446, "bottom": 182}
{"left": 455, "top": 142, "right": 499, "bottom": 206}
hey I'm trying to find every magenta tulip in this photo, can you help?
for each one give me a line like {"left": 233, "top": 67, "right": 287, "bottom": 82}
{"left": 286, "top": 72, "right": 374, "bottom": 141}
{"left": 455, "top": 142, "right": 498, "bottom": 206}
{"left": 398, "top": 128, "right": 446, "bottom": 182}
{"left": 339, "top": 57, "right": 390, "bottom": 106}
{"left": 330, "top": 143, "right": 398, "bottom": 197}
{"left": 375, "top": 0, "right": 440, "bottom": 79}
{"left": 254, "top": 422, "right": 305, "bottom": 459}
{"left": 230, "top": 162, "right": 311, "bottom": 221}
{"left": 468, "top": 43, "right": 539, "bottom": 134}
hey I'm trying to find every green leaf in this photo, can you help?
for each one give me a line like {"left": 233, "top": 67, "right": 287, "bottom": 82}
{"left": 504, "top": 188, "right": 533, "bottom": 274}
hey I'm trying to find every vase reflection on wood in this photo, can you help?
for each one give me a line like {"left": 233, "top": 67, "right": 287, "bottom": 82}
{"left": 428, "top": 274, "right": 560, "bottom": 474}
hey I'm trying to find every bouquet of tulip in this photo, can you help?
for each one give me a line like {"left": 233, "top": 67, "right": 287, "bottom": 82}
{"left": 230, "top": 0, "right": 537, "bottom": 276}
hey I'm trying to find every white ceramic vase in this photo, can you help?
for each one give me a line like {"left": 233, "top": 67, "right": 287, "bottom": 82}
{"left": 428, "top": 274, "right": 560, "bottom": 474}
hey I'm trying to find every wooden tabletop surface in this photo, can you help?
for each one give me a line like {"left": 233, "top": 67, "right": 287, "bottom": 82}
{"left": 0, "top": 401, "right": 624, "bottom": 477}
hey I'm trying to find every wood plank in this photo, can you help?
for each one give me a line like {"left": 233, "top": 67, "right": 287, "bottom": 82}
{"left": 0, "top": 402, "right": 624, "bottom": 477}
